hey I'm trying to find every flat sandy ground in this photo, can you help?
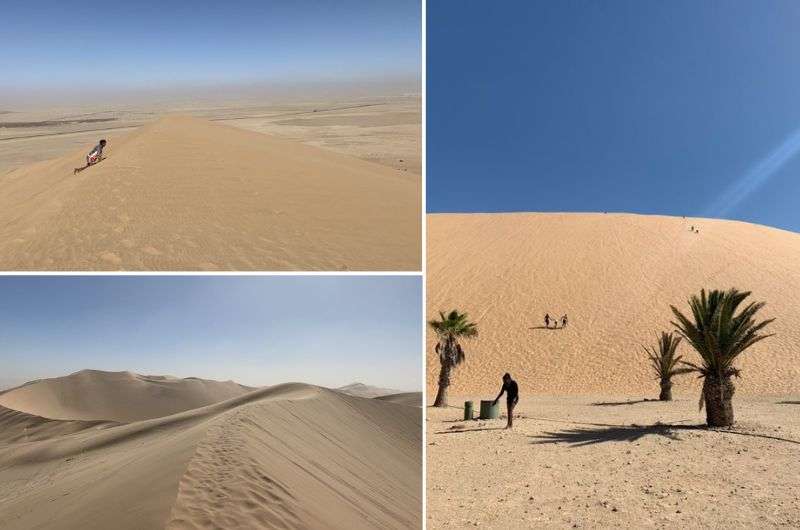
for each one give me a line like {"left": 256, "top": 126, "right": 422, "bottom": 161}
{"left": 0, "top": 370, "right": 422, "bottom": 529}
{"left": 427, "top": 395, "right": 800, "bottom": 529}
{"left": 427, "top": 213, "right": 800, "bottom": 396}
{"left": 0, "top": 96, "right": 420, "bottom": 176}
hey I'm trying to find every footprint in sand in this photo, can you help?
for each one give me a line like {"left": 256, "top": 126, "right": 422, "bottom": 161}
{"left": 141, "top": 246, "right": 163, "bottom": 256}
{"left": 99, "top": 252, "right": 122, "bottom": 265}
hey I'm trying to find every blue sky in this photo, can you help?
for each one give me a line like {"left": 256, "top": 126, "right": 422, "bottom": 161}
{"left": 428, "top": 1, "right": 800, "bottom": 233}
{"left": 0, "top": 276, "right": 421, "bottom": 391}
{"left": 1, "top": 0, "right": 420, "bottom": 91}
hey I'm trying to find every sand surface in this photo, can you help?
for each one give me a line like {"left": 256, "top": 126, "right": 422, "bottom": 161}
{"left": 0, "top": 371, "right": 421, "bottom": 529}
{"left": 337, "top": 382, "right": 407, "bottom": 398}
{"left": 427, "top": 213, "right": 800, "bottom": 397}
{"left": 0, "top": 115, "right": 420, "bottom": 270}
{"left": 427, "top": 395, "right": 800, "bottom": 529}
{"left": 0, "top": 369, "right": 254, "bottom": 422}
{"left": 0, "top": 96, "right": 420, "bottom": 176}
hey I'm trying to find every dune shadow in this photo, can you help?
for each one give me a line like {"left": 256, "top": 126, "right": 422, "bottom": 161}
{"left": 530, "top": 423, "right": 698, "bottom": 447}
{"left": 777, "top": 401, "right": 800, "bottom": 405}
{"left": 591, "top": 398, "right": 659, "bottom": 407}
{"left": 435, "top": 426, "right": 506, "bottom": 435}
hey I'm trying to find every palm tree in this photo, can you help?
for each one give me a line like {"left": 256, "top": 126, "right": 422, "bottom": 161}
{"left": 670, "top": 288, "right": 774, "bottom": 427}
{"left": 429, "top": 310, "right": 478, "bottom": 407}
{"left": 643, "top": 331, "right": 689, "bottom": 401}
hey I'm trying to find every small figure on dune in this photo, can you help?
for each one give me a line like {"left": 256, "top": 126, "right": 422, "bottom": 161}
{"left": 492, "top": 372, "right": 519, "bottom": 429}
{"left": 544, "top": 313, "right": 551, "bottom": 329}
{"left": 74, "top": 139, "right": 107, "bottom": 174}
{"left": 690, "top": 225, "right": 694, "bottom": 231}
{"left": 561, "top": 314, "right": 568, "bottom": 328}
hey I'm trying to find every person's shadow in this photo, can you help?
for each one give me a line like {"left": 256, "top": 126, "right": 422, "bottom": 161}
{"left": 529, "top": 326, "right": 561, "bottom": 331}
{"left": 74, "top": 157, "right": 105, "bottom": 174}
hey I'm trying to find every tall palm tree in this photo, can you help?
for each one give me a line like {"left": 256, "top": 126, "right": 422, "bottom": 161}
{"left": 643, "top": 331, "right": 689, "bottom": 401}
{"left": 671, "top": 288, "right": 774, "bottom": 427}
{"left": 429, "top": 310, "right": 478, "bottom": 407}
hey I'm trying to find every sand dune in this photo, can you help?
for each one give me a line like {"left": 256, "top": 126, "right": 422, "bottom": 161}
{"left": 0, "top": 115, "right": 420, "bottom": 271}
{"left": 0, "top": 369, "right": 253, "bottom": 422}
{"left": 0, "top": 375, "right": 421, "bottom": 530}
{"left": 375, "top": 392, "right": 423, "bottom": 407}
{"left": 336, "top": 382, "right": 406, "bottom": 398}
{"left": 427, "top": 212, "right": 800, "bottom": 397}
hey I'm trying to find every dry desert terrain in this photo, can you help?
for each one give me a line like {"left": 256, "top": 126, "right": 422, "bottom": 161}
{"left": 0, "top": 370, "right": 422, "bottom": 530}
{"left": 426, "top": 212, "right": 800, "bottom": 528}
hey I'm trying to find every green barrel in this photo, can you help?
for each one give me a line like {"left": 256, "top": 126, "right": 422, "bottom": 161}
{"left": 479, "top": 400, "right": 500, "bottom": 419}
{"left": 463, "top": 400, "right": 474, "bottom": 420}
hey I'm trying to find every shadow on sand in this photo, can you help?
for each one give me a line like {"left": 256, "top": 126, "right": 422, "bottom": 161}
{"left": 528, "top": 326, "right": 561, "bottom": 331}
{"left": 777, "top": 401, "right": 800, "bottom": 405}
{"left": 591, "top": 398, "right": 659, "bottom": 407}
{"left": 435, "top": 426, "right": 506, "bottom": 435}
{"left": 530, "top": 423, "right": 800, "bottom": 447}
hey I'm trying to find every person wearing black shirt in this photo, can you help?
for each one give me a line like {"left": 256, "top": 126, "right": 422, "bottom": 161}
{"left": 492, "top": 372, "right": 519, "bottom": 429}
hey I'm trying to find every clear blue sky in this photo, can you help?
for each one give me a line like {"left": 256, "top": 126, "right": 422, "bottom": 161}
{"left": 1, "top": 0, "right": 419, "bottom": 91}
{"left": 428, "top": 1, "right": 800, "bottom": 233}
{"left": 0, "top": 276, "right": 421, "bottom": 391}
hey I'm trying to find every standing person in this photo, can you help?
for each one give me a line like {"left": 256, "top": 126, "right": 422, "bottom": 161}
{"left": 74, "top": 139, "right": 107, "bottom": 174}
{"left": 492, "top": 373, "right": 519, "bottom": 429}
{"left": 562, "top": 314, "right": 568, "bottom": 328}
{"left": 544, "top": 313, "right": 551, "bottom": 329}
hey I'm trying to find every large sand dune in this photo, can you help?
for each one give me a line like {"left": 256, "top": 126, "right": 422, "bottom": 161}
{"left": 0, "top": 373, "right": 421, "bottom": 529}
{"left": 427, "top": 212, "right": 800, "bottom": 397}
{"left": 0, "top": 115, "right": 420, "bottom": 271}
{"left": 0, "top": 369, "right": 253, "bottom": 422}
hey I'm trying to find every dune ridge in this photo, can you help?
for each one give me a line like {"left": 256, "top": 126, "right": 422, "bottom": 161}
{"left": 0, "top": 115, "right": 421, "bottom": 271}
{"left": 427, "top": 212, "right": 800, "bottom": 396}
{"left": 0, "top": 375, "right": 421, "bottom": 530}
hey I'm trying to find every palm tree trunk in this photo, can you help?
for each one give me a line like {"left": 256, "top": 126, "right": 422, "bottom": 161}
{"left": 703, "top": 376, "right": 735, "bottom": 427}
{"left": 433, "top": 361, "right": 451, "bottom": 407}
{"left": 659, "top": 379, "right": 673, "bottom": 401}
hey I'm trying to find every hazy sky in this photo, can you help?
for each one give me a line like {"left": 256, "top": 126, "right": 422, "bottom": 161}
{"left": 0, "top": 276, "right": 421, "bottom": 391}
{"left": 1, "top": 0, "right": 420, "bottom": 98}
{"left": 428, "top": 1, "right": 800, "bottom": 233}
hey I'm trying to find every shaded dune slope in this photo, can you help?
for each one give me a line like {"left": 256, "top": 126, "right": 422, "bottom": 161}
{"left": 0, "top": 115, "right": 421, "bottom": 271}
{"left": 427, "top": 212, "right": 800, "bottom": 396}
{"left": 0, "top": 382, "right": 421, "bottom": 530}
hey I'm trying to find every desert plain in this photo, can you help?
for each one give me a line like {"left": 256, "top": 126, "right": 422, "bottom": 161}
{"left": 0, "top": 94, "right": 420, "bottom": 270}
{"left": 0, "top": 369, "right": 422, "bottom": 530}
{"left": 426, "top": 212, "right": 800, "bottom": 529}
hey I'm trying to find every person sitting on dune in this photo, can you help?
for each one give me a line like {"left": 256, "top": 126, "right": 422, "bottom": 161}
{"left": 492, "top": 373, "right": 519, "bottom": 429}
{"left": 74, "top": 139, "right": 107, "bottom": 174}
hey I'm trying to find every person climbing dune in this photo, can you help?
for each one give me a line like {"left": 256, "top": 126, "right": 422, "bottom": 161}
{"left": 74, "top": 139, "right": 107, "bottom": 174}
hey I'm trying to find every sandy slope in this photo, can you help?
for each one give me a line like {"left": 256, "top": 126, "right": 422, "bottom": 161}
{"left": 427, "top": 212, "right": 800, "bottom": 396}
{"left": 337, "top": 382, "right": 406, "bottom": 398}
{"left": 0, "top": 369, "right": 253, "bottom": 422}
{"left": 0, "top": 379, "right": 421, "bottom": 530}
{"left": 376, "top": 393, "right": 423, "bottom": 407}
{"left": 0, "top": 115, "right": 421, "bottom": 271}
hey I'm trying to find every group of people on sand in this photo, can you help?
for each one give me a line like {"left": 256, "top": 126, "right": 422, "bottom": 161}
{"left": 543, "top": 313, "right": 567, "bottom": 329}
{"left": 690, "top": 225, "right": 700, "bottom": 234}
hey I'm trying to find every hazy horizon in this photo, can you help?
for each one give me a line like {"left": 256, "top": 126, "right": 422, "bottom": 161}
{"left": 0, "top": 276, "right": 422, "bottom": 392}
{"left": 2, "top": 0, "right": 420, "bottom": 108}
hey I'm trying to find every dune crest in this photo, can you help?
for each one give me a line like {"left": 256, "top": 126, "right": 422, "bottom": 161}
{"left": 427, "top": 212, "right": 800, "bottom": 396}
{"left": 0, "top": 115, "right": 421, "bottom": 271}
{"left": 0, "top": 379, "right": 421, "bottom": 530}
{"left": 0, "top": 369, "right": 254, "bottom": 422}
